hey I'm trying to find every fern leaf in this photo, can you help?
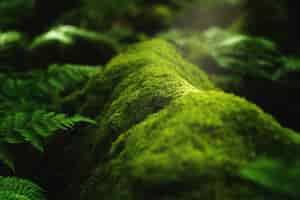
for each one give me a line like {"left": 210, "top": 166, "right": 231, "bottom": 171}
{"left": 0, "top": 110, "right": 96, "bottom": 153}
{"left": 0, "top": 64, "right": 100, "bottom": 110}
{"left": 240, "top": 158, "right": 300, "bottom": 197}
{"left": 16, "top": 129, "right": 44, "bottom": 152}
{"left": 0, "top": 176, "right": 46, "bottom": 200}
{"left": 0, "top": 64, "right": 97, "bottom": 170}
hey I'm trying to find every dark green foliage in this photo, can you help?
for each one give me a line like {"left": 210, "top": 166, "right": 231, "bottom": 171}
{"left": 207, "top": 30, "right": 284, "bottom": 80}
{"left": 240, "top": 158, "right": 300, "bottom": 198}
{"left": 0, "top": 65, "right": 98, "bottom": 170}
{"left": 159, "top": 28, "right": 285, "bottom": 80}
{"left": 0, "top": 176, "right": 46, "bottom": 200}
{"left": 0, "top": 111, "right": 95, "bottom": 171}
{"left": 29, "top": 25, "right": 119, "bottom": 66}
{"left": 0, "top": 31, "right": 27, "bottom": 69}
{"left": 242, "top": 0, "right": 297, "bottom": 53}
{"left": 55, "top": 0, "right": 176, "bottom": 40}
{"left": 0, "top": 0, "right": 35, "bottom": 30}
{"left": 159, "top": 28, "right": 300, "bottom": 132}
{"left": 56, "top": 0, "right": 144, "bottom": 30}
{"left": 0, "top": 64, "right": 100, "bottom": 107}
{"left": 0, "top": 111, "right": 95, "bottom": 151}
{"left": 1, "top": 0, "right": 300, "bottom": 199}
{"left": 0, "top": 143, "right": 14, "bottom": 171}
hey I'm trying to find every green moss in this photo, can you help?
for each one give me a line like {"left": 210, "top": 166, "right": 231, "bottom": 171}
{"left": 78, "top": 39, "right": 214, "bottom": 163}
{"left": 74, "top": 39, "right": 300, "bottom": 200}
{"left": 56, "top": 39, "right": 214, "bottom": 198}
{"left": 29, "top": 25, "right": 120, "bottom": 67}
{"left": 81, "top": 90, "right": 300, "bottom": 200}
{"left": 77, "top": 39, "right": 214, "bottom": 117}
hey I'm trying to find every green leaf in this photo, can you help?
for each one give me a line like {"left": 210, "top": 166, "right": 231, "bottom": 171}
{"left": 240, "top": 158, "right": 300, "bottom": 197}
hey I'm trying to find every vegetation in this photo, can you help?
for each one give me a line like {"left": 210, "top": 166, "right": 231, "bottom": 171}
{"left": 0, "top": 176, "right": 46, "bottom": 200}
{"left": 0, "top": 64, "right": 99, "bottom": 170}
{"left": 1, "top": 0, "right": 300, "bottom": 200}
{"left": 80, "top": 39, "right": 300, "bottom": 200}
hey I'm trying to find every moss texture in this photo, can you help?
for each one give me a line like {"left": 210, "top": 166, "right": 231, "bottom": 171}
{"left": 60, "top": 39, "right": 300, "bottom": 200}
{"left": 81, "top": 92, "right": 300, "bottom": 200}
{"left": 53, "top": 39, "right": 214, "bottom": 199}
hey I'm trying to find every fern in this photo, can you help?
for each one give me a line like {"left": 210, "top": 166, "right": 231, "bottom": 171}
{"left": 0, "top": 110, "right": 96, "bottom": 170}
{"left": 0, "top": 64, "right": 100, "bottom": 108}
{"left": 0, "top": 176, "right": 46, "bottom": 200}
{"left": 0, "top": 64, "right": 99, "bottom": 170}
{"left": 159, "top": 28, "right": 285, "bottom": 80}
{"left": 46, "top": 64, "right": 101, "bottom": 96}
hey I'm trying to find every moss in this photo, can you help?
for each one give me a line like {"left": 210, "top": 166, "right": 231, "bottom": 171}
{"left": 77, "top": 39, "right": 214, "bottom": 162}
{"left": 55, "top": 39, "right": 214, "bottom": 198}
{"left": 81, "top": 91, "right": 300, "bottom": 200}
{"left": 74, "top": 39, "right": 300, "bottom": 200}
{"left": 29, "top": 25, "right": 120, "bottom": 67}
{"left": 77, "top": 39, "right": 214, "bottom": 117}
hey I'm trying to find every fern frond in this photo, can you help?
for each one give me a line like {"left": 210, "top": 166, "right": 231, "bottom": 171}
{"left": 0, "top": 64, "right": 98, "bottom": 171}
{"left": 45, "top": 64, "right": 101, "bottom": 96}
{"left": 0, "top": 64, "right": 100, "bottom": 109}
{"left": 0, "top": 110, "right": 96, "bottom": 152}
{"left": 0, "top": 176, "right": 46, "bottom": 200}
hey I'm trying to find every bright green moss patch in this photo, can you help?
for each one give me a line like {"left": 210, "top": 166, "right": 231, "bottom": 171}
{"left": 81, "top": 90, "right": 300, "bottom": 200}
{"left": 57, "top": 39, "right": 215, "bottom": 197}
{"left": 77, "top": 39, "right": 214, "bottom": 117}
{"left": 77, "top": 40, "right": 215, "bottom": 164}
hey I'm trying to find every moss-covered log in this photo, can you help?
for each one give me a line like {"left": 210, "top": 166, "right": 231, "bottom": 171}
{"left": 51, "top": 39, "right": 300, "bottom": 200}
